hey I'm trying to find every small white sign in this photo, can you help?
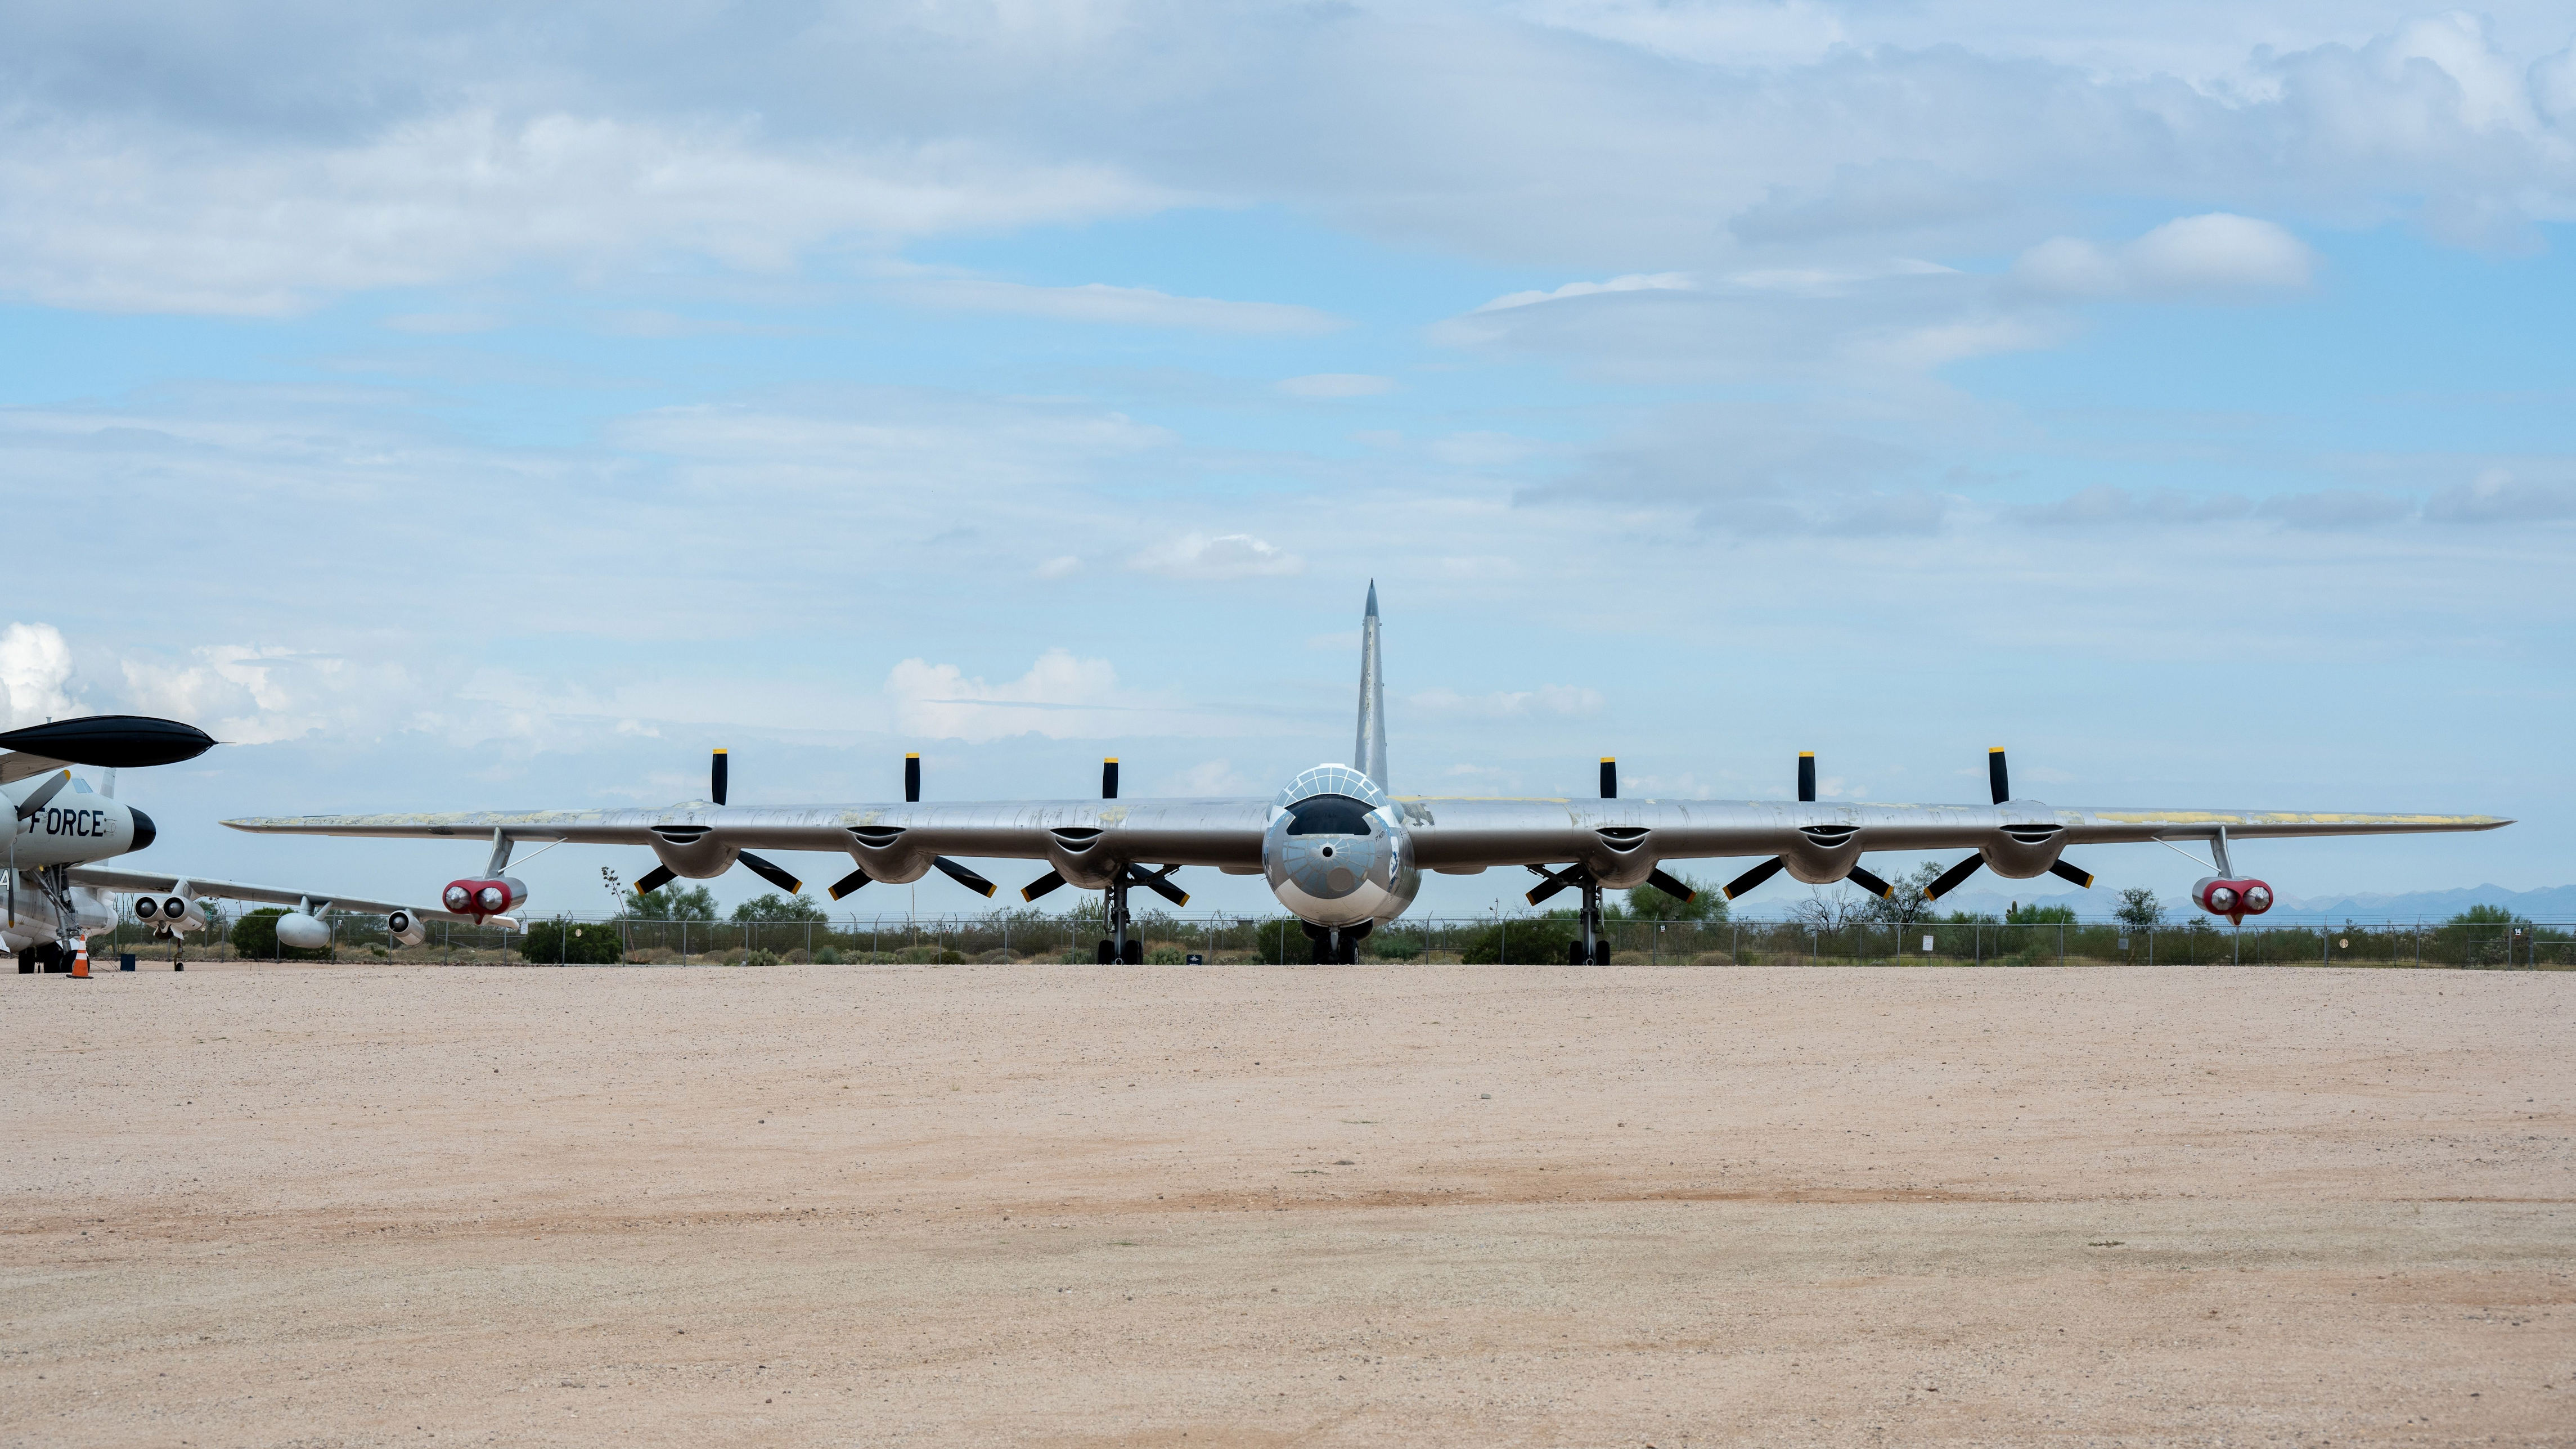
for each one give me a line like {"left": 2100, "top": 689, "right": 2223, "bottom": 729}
{"left": 1921, "top": 934, "right": 1935, "bottom": 952}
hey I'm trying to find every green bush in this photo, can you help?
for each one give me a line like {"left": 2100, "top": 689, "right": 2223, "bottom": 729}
{"left": 1459, "top": 918, "right": 1579, "bottom": 964}
{"left": 1146, "top": 946, "right": 1183, "bottom": 964}
{"left": 229, "top": 907, "right": 331, "bottom": 961}
{"left": 741, "top": 948, "right": 780, "bottom": 966}
{"left": 1371, "top": 933, "right": 1422, "bottom": 961}
{"left": 520, "top": 919, "right": 628, "bottom": 964}
{"left": 813, "top": 946, "right": 842, "bottom": 964}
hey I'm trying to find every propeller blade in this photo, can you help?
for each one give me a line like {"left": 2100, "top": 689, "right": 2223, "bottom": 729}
{"left": 1798, "top": 752, "right": 1815, "bottom": 803}
{"left": 1020, "top": 868, "right": 1067, "bottom": 903}
{"left": 2048, "top": 858, "right": 2096, "bottom": 889}
{"left": 1988, "top": 746, "right": 2009, "bottom": 805}
{"left": 711, "top": 748, "right": 728, "bottom": 807}
{"left": 1124, "top": 864, "right": 1189, "bottom": 907}
{"left": 932, "top": 856, "right": 996, "bottom": 898}
{"left": 1525, "top": 863, "right": 1584, "bottom": 907}
{"left": 633, "top": 864, "right": 677, "bottom": 895}
{"left": 15, "top": 770, "right": 70, "bottom": 820}
{"left": 1845, "top": 863, "right": 1895, "bottom": 899}
{"left": 1599, "top": 757, "right": 1616, "bottom": 799}
{"left": 738, "top": 850, "right": 803, "bottom": 894}
{"left": 1721, "top": 856, "right": 1787, "bottom": 901}
{"left": 826, "top": 867, "right": 873, "bottom": 901}
{"left": 905, "top": 753, "right": 921, "bottom": 804}
{"left": 1102, "top": 758, "right": 1118, "bottom": 800}
{"left": 1644, "top": 868, "right": 1697, "bottom": 903}
{"left": 1923, "top": 854, "right": 1985, "bottom": 902}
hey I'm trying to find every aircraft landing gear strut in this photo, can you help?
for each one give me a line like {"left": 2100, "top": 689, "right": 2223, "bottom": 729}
{"left": 1095, "top": 873, "right": 1142, "bottom": 965}
{"left": 1527, "top": 863, "right": 1614, "bottom": 966}
{"left": 1301, "top": 921, "right": 1368, "bottom": 965}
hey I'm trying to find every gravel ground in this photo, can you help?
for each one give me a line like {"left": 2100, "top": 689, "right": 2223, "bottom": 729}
{"left": 4, "top": 962, "right": 2570, "bottom": 1447}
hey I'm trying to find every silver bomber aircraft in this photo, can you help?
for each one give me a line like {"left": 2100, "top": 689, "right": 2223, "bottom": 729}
{"left": 222, "top": 586, "right": 2509, "bottom": 965}
{"left": 1, "top": 714, "right": 486, "bottom": 971}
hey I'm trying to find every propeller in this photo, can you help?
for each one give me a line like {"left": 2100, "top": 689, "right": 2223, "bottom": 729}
{"left": 1527, "top": 759, "right": 1699, "bottom": 908}
{"left": 824, "top": 752, "right": 996, "bottom": 902}
{"left": 1920, "top": 746, "right": 2096, "bottom": 903}
{"left": 1720, "top": 753, "right": 1892, "bottom": 901}
{"left": 1019, "top": 757, "right": 1156, "bottom": 904}
{"left": 16, "top": 768, "right": 71, "bottom": 821}
{"left": 632, "top": 749, "right": 804, "bottom": 899}
{"left": 1526, "top": 861, "right": 1701, "bottom": 909}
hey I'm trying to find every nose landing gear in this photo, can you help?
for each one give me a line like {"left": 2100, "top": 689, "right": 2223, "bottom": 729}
{"left": 1300, "top": 921, "right": 1368, "bottom": 964}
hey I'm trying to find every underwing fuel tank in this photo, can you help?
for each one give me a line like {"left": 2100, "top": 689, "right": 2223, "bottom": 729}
{"left": 1261, "top": 764, "right": 1419, "bottom": 929}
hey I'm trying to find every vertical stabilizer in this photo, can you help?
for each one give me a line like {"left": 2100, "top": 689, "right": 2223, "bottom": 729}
{"left": 1353, "top": 582, "right": 1388, "bottom": 792}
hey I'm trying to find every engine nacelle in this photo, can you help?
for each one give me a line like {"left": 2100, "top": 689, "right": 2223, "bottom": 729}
{"left": 443, "top": 876, "right": 528, "bottom": 922}
{"left": 2192, "top": 876, "right": 2273, "bottom": 925}
{"left": 646, "top": 827, "right": 742, "bottom": 881}
{"left": 385, "top": 909, "right": 428, "bottom": 948}
{"left": 132, "top": 893, "right": 210, "bottom": 934}
{"left": 276, "top": 911, "right": 331, "bottom": 950}
{"left": 1262, "top": 764, "right": 1419, "bottom": 929}
{"left": 1981, "top": 824, "right": 2069, "bottom": 880}
{"left": 841, "top": 826, "right": 933, "bottom": 885}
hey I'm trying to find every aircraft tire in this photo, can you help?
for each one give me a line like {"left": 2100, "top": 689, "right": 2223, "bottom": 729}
{"left": 1593, "top": 943, "right": 1613, "bottom": 966}
{"left": 34, "top": 944, "right": 66, "bottom": 974}
{"left": 1567, "top": 940, "right": 1586, "bottom": 966}
{"left": 16, "top": 948, "right": 31, "bottom": 974}
{"left": 1095, "top": 939, "right": 1114, "bottom": 964}
{"left": 1121, "top": 939, "right": 1145, "bottom": 966}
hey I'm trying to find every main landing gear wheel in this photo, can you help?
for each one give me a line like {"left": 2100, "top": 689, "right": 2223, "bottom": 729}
{"left": 1593, "top": 942, "right": 1612, "bottom": 966}
{"left": 1122, "top": 939, "right": 1145, "bottom": 965}
{"left": 1096, "top": 939, "right": 1115, "bottom": 964}
{"left": 16, "top": 948, "right": 32, "bottom": 974}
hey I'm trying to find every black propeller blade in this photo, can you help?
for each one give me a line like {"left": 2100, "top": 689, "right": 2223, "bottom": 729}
{"left": 1526, "top": 862, "right": 1588, "bottom": 907}
{"left": 1721, "top": 855, "right": 1787, "bottom": 901}
{"left": 905, "top": 753, "right": 921, "bottom": 803}
{"left": 1599, "top": 757, "right": 1616, "bottom": 799}
{"left": 1989, "top": 746, "right": 2009, "bottom": 804}
{"left": 827, "top": 867, "right": 874, "bottom": 901}
{"left": 1844, "top": 864, "right": 1895, "bottom": 900}
{"left": 1644, "top": 868, "right": 1698, "bottom": 903}
{"left": 1922, "top": 853, "right": 1984, "bottom": 902}
{"left": 739, "top": 850, "right": 802, "bottom": 894}
{"left": 712, "top": 748, "right": 729, "bottom": 806}
{"left": 2049, "top": 859, "right": 2096, "bottom": 888}
{"left": 1799, "top": 751, "right": 1815, "bottom": 803}
{"left": 933, "top": 856, "right": 997, "bottom": 898}
{"left": 1124, "top": 863, "right": 1188, "bottom": 907}
{"left": 1103, "top": 757, "right": 1118, "bottom": 799}
{"left": 634, "top": 863, "right": 678, "bottom": 895}
{"left": 1020, "top": 868, "right": 1067, "bottom": 903}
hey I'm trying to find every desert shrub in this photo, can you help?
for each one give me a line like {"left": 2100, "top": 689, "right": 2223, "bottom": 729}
{"left": 1371, "top": 934, "right": 1422, "bottom": 961}
{"left": 813, "top": 946, "right": 842, "bottom": 965}
{"left": 520, "top": 919, "right": 628, "bottom": 964}
{"left": 741, "top": 948, "right": 780, "bottom": 967}
{"left": 1459, "top": 918, "right": 1579, "bottom": 964}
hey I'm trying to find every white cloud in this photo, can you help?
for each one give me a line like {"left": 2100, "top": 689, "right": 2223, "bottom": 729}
{"left": 886, "top": 650, "right": 1143, "bottom": 742}
{"left": 119, "top": 645, "right": 330, "bottom": 746}
{"left": 0, "top": 623, "right": 79, "bottom": 730}
{"left": 1278, "top": 373, "right": 1396, "bottom": 398}
{"left": 1410, "top": 685, "right": 1605, "bottom": 718}
{"left": 2016, "top": 214, "right": 2315, "bottom": 298}
{"left": 897, "top": 278, "right": 1343, "bottom": 335}
{"left": 1127, "top": 532, "right": 1305, "bottom": 580}
{"left": 0, "top": 111, "right": 1162, "bottom": 314}
{"left": 1474, "top": 273, "right": 1697, "bottom": 313}
{"left": 1522, "top": 0, "right": 1849, "bottom": 68}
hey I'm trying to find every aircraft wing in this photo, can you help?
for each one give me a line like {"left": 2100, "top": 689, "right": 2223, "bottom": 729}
{"left": 1393, "top": 797, "right": 2511, "bottom": 871}
{"left": 0, "top": 752, "right": 74, "bottom": 784}
{"left": 222, "top": 799, "right": 1278, "bottom": 870}
{"left": 66, "top": 866, "right": 478, "bottom": 923}
{"left": 222, "top": 795, "right": 2506, "bottom": 875}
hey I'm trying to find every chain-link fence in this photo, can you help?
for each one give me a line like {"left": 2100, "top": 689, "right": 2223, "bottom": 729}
{"left": 93, "top": 908, "right": 2576, "bottom": 970}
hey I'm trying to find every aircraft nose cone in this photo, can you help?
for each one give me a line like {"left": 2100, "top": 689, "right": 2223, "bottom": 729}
{"left": 127, "top": 807, "right": 156, "bottom": 852}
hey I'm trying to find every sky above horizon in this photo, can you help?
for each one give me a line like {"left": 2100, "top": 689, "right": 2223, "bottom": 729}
{"left": 2, "top": 1, "right": 2571, "bottom": 919}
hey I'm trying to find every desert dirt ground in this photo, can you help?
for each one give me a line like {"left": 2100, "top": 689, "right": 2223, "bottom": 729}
{"left": 3, "top": 962, "right": 2570, "bottom": 1447}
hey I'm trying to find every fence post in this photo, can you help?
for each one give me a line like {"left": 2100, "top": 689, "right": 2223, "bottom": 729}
{"left": 2057, "top": 922, "right": 2064, "bottom": 966}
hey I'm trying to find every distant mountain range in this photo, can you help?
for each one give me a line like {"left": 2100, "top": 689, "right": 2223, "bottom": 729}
{"left": 1735, "top": 883, "right": 2576, "bottom": 925}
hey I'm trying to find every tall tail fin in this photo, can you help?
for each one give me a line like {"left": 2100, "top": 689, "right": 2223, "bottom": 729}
{"left": 1353, "top": 581, "right": 1387, "bottom": 792}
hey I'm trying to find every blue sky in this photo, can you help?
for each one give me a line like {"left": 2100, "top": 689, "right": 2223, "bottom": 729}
{"left": 2, "top": 1, "right": 2570, "bottom": 919}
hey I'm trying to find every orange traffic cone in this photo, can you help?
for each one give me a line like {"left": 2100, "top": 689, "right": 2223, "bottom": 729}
{"left": 70, "top": 943, "right": 91, "bottom": 979}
